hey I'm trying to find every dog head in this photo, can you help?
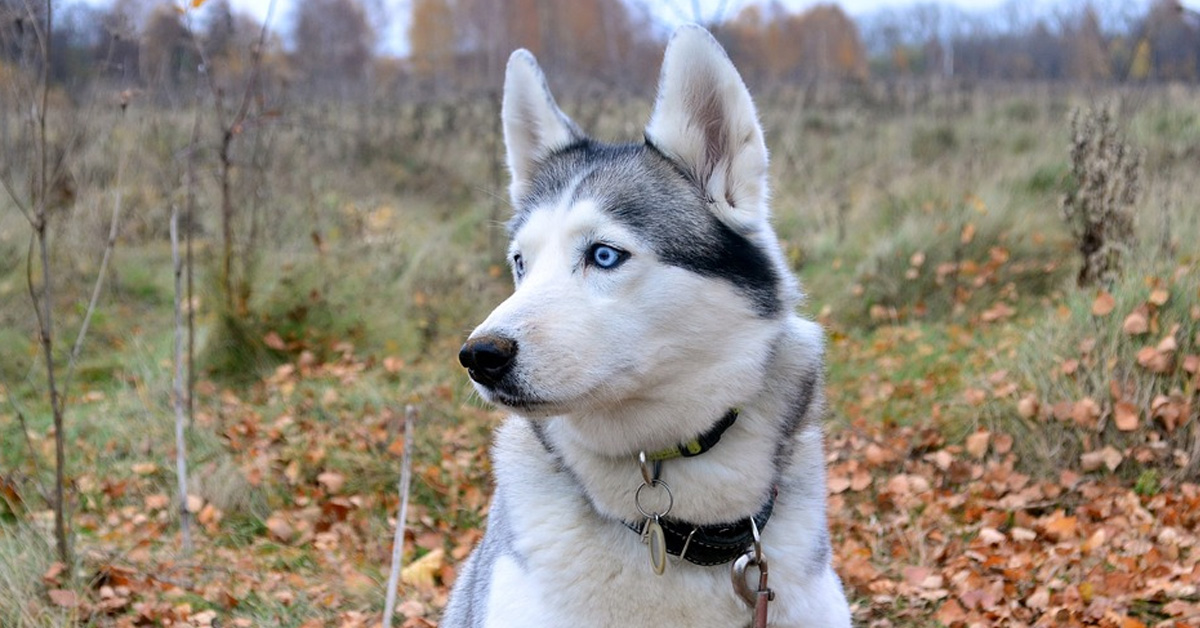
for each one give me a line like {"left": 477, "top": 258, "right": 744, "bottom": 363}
{"left": 460, "top": 26, "right": 800, "bottom": 451}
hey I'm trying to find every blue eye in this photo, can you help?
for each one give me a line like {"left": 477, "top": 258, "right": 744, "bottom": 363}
{"left": 513, "top": 254, "right": 525, "bottom": 278}
{"left": 587, "top": 244, "right": 627, "bottom": 269}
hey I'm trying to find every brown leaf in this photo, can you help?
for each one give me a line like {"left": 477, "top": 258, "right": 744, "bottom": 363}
{"left": 1017, "top": 395, "right": 1039, "bottom": 419}
{"left": 935, "top": 598, "right": 967, "bottom": 625}
{"left": 1080, "top": 445, "right": 1124, "bottom": 472}
{"left": 266, "top": 514, "right": 293, "bottom": 542}
{"left": 1091, "top": 291, "right": 1116, "bottom": 316}
{"left": 849, "top": 469, "right": 872, "bottom": 492}
{"left": 1184, "top": 354, "right": 1199, "bottom": 374}
{"left": 960, "top": 223, "right": 976, "bottom": 245}
{"left": 1122, "top": 311, "right": 1149, "bottom": 335}
{"left": 263, "top": 331, "right": 286, "bottom": 351}
{"left": 47, "top": 589, "right": 77, "bottom": 608}
{"left": 1148, "top": 288, "right": 1169, "bottom": 306}
{"left": 145, "top": 493, "right": 170, "bottom": 511}
{"left": 1072, "top": 397, "right": 1100, "bottom": 428}
{"left": 965, "top": 431, "right": 990, "bottom": 459}
{"left": 317, "top": 471, "right": 346, "bottom": 494}
{"left": 1113, "top": 402, "right": 1139, "bottom": 431}
{"left": 42, "top": 562, "right": 66, "bottom": 586}
{"left": 383, "top": 357, "right": 405, "bottom": 373}
{"left": 1042, "top": 512, "right": 1078, "bottom": 540}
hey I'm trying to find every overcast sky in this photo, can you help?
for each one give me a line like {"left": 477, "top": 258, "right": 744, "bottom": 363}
{"left": 210, "top": 0, "right": 1105, "bottom": 54}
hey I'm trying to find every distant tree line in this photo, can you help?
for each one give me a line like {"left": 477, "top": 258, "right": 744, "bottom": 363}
{"left": 2, "top": 0, "right": 1199, "bottom": 103}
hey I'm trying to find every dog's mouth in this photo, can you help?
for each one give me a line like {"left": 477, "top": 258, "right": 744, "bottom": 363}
{"left": 477, "top": 384, "right": 570, "bottom": 417}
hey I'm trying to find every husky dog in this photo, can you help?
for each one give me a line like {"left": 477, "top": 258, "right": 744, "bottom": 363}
{"left": 444, "top": 25, "right": 851, "bottom": 628}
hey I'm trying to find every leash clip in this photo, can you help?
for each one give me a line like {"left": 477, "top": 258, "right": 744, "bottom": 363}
{"left": 731, "top": 519, "right": 774, "bottom": 628}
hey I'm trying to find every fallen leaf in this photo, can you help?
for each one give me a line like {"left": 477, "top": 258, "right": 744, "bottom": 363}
{"left": 42, "top": 562, "right": 66, "bottom": 586}
{"left": 935, "top": 597, "right": 967, "bottom": 625}
{"left": 1148, "top": 288, "right": 1169, "bottom": 306}
{"left": 266, "top": 514, "right": 293, "bottom": 542}
{"left": 145, "top": 494, "right": 170, "bottom": 510}
{"left": 263, "top": 331, "right": 286, "bottom": 351}
{"left": 1080, "top": 445, "right": 1124, "bottom": 472}
{"left": 1017, "top": 395, "right": 1039, "bottom": 419}
{"left": 960, "top": 223, "right": 976, "bottom": 245}
{"left": 317, "top": 471, "right": 346, "bottom": 494}
{"left": 1091, "top": 291, "right": 1115, "bottom": 316}
{"left": 965, "top": 431, "right": 990, "bottom": 459}
{"left": 1122, "top": 311, "right": 1149, "bottom": 335}
{"left": 1113, "top": 402, "right": 1139, "bottom": 431}
{"left": 978, "top": 527, "right": 1005, "bottom": 545}
{"left": 47, "top": 589, "right": 77, "bottom": 607}
{"left": 401, "top": 548, "right": 445, "bottom": 590}
{"left": 1043, "top": 512, "right": 1078, "bottom": 540}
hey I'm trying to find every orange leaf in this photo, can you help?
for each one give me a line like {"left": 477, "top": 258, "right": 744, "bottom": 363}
{"left": 1148, "top": 288, "right": 1169, "bottom": 306}
{"left": 1043, "top": 512, "right": 1078, "bottom": 540}
{"left": 1113, "top": 401, "right": 1139, "bottom": 431}
{"left": 1091, "top": 291, "right": 1116, "bottom": 316}
{"left": 960, "top": 223, "right": 976, "bottom": 245}
{"left": 935, "top": 598, "right": 967, "bottom": 625}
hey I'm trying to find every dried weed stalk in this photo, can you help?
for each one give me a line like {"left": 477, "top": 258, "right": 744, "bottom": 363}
{"left": 1062, "top": 105, "right": 1143, "bottom": 287}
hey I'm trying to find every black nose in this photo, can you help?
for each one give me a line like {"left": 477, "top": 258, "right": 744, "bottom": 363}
{"left": 459, "top": 336, "right": 518, "bottom": 387}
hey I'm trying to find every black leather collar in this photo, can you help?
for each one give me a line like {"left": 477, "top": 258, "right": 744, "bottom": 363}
{"left": 625, "top": 487, "right": 776, "bottom": 567}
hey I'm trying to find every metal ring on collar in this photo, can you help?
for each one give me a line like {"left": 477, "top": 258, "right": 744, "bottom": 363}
{"left": 634, "top": 479, "right": 673, "bottom": 519}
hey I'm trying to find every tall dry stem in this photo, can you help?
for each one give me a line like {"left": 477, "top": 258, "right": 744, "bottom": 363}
{"left": 1062, "top": 105, "right": 1142, "bottom": 287}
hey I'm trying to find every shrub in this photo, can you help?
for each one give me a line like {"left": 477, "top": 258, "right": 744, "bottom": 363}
{"left": 1061, "top": 106, "right": 1143, "bottom": 287}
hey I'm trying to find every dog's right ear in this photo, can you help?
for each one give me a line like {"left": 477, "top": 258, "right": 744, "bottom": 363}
{"left": 503, "top": 50, "right": 583, "bottom": 205}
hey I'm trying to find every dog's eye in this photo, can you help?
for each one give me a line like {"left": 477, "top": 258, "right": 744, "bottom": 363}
{"left": 512, "top": 254, "right": 525, "bottom": 278}
{"left": 587, "top": 244, "right": 628, "bottom": 270}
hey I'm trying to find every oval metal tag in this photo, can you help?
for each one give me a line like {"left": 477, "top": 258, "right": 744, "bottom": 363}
{"left": 647, "top": 517, "right": 667, "bottom": 575}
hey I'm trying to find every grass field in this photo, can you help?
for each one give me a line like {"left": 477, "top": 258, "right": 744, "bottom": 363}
{"left": 1, "top": 82, "right": 1198, "bottom": 626}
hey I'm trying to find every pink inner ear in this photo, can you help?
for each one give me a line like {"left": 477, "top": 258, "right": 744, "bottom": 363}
{"left": 695, "top": 85, "right": 728, "bottom": 186}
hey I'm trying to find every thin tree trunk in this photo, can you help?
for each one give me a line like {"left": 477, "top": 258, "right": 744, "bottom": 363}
{"left": 170, "top": 208, "right": 193, "bottom": 554}
{"left": 186, "top": 111, "right": 200, "bottom": 429}
{"left": 29, "top": 0, "right": 70, "bottom": 569}
{"left": 383, "top": 405, "right": 417, "bottom": 628}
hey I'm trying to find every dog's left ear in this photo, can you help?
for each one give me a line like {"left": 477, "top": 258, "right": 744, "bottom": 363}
{"left": 503, "top": 50, "right": 585, "bottom": 205}
{"left": 646, "top": 25, "right": 769, "bottom": 233}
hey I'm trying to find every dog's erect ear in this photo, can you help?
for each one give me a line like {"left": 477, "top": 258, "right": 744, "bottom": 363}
{"left": 645, "top": 25, "right": 769, "bottom": 233}
{"left": 503, "top": 50, "right": 584, "bottom": 205}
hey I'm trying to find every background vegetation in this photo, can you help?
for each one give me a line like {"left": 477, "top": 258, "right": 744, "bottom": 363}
{"left": 1, "top": 0, "right": 1198, "bottom": 626}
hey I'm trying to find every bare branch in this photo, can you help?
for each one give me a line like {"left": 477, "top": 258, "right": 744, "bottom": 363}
{"left": 170, "top": 206, "right": 193, "bottom": 555}
{"left": 383, "top": 405, "right": 417, "bottom": 627}
{"left": 0, "top": 175, "right": 33, "bottom": 224}
{"left": 61, "top": 159, "right": 125, "bottom": 400}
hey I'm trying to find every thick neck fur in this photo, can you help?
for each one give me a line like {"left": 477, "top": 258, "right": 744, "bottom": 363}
{"left": 537, "top": 315, "right": 824, "bottom": 527}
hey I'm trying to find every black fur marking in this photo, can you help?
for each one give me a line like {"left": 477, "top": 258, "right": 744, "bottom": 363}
{"left": 771, "top": 365, "right": 820, "bottom": 467}
{"left": 508, "top": 140, "right": 782, "bottom": 317}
